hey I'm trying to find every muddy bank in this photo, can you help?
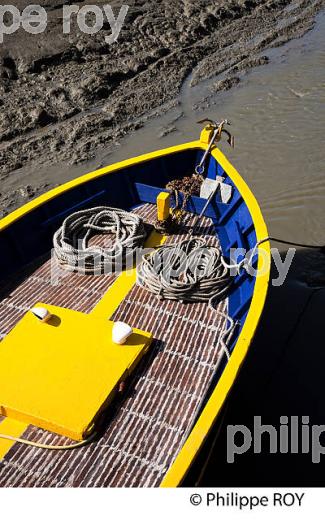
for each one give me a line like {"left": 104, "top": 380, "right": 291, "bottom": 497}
{"left": 0, "top": 0, "right": 324, "bottom": 215}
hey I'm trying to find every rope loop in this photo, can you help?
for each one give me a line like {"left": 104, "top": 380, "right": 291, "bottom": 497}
{"left": 53, "top": 207, "right": 146, "bottom": 274}
{"left": 137, "top": 237, "right": 232, "bottom": 304}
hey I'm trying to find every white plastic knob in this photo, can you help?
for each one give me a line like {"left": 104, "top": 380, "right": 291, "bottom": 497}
{"left": 31, "top": 306, "right": 51, "bottom": 323}
{"left": 112, "top": 321, "right": 133, "bottom": 345}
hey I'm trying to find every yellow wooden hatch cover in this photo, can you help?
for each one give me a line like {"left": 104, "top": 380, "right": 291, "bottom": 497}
{"left": 0, "top": 303, "right": 152, "bottom": 440}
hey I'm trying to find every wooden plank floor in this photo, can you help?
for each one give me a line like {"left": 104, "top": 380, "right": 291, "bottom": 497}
{"left": 0, "top": 204, "right": 228, "bottom": 487}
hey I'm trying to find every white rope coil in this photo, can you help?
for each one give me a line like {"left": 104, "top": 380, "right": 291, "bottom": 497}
{"left": 137, "top": 237, "right": 232, "bottom": 303}
{"left": 53, "top": 207, "right": 146, "bottom": 274}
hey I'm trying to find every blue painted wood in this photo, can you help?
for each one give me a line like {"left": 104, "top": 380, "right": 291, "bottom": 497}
{"left": 41, "top": 190, "right": 106, "bottom": 227}
{"left": 226, "top": 220, "right": 247, "bottom": 252}
{"left": 217, "top": 162, "right": 225, "bottom": 178}
{"left": 242, "top": 220, "right": 254, "bottom": 236}
{"left": 134, "top": 182, "right": 231, "bottom": 221}
{"left": 207, "top": 157, "right": 217, "bottom": 179}
{"left": 218, "top": 192, "right": 242, "bottom": 225}
{"left": 232, "top": 296, "right": 252, "bottom": 321}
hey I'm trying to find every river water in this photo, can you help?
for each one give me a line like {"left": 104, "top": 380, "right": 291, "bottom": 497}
{"left": 99, "top": 10, "right": 325, "bottom": 246}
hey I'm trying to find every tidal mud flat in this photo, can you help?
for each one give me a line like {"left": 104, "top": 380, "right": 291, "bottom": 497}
{"left": 0, "top": 0, "right": 324, "bottom": 215}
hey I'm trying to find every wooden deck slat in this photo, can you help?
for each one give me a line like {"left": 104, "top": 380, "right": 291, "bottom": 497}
{"left": 0, "top": 204, "right": 228, "bottom": 487}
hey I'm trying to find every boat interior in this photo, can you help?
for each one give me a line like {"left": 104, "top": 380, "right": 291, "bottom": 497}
{"left": 0, "top": 144, "right": 260, "bottom": 487}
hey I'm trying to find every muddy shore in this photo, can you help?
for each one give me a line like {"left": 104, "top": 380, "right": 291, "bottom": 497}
{"left": 0, "top": 0, "right": 324, "bottom": 215}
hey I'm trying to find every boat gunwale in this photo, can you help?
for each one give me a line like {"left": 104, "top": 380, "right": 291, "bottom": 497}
{"left": 160, "top": 146, "right": 270, "bottom": 486}
{"left": 0, "top": 141, "right": 202, "bottom": 232}
{"left": 0, "top": 141, "right": 270, "bottom": 487}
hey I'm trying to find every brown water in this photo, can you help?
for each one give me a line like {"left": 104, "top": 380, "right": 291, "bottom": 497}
{"left": 98, "top": 11, "right": 325, "bottom": 245}
{"left": 3, "top": 11, "right": 324, "bottom": 244}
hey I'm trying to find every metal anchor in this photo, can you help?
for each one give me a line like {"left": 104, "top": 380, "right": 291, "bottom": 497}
{"left": 195, "top": 118, "right": 234, "bottom": 175}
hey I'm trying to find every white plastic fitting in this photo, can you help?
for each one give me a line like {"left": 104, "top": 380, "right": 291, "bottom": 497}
{"left": 112, "top": 321, "right": 133, "bottom": 345}
{"left": 31, "top": 306, "right": 52, "bottom": 323}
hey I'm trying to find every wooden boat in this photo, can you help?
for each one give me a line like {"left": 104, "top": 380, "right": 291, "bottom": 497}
{"left": 0, "top": 124, "right": 270, "bottom": 487}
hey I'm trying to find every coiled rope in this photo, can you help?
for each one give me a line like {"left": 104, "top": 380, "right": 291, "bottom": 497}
{"left": 53, "top": 207, "right": 146, "bottom": 274}
{"left": 137, "top": 237, "right": 232, "bottom": 303}
{"left": 137, "top": 237, "right": 235, "bottom": 364}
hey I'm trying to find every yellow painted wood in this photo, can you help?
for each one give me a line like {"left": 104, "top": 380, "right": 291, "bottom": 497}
{"left": 0, "top": 304, "right": 152, "bottom": 441}
{"left": 91, "top": 230, "right": 167, "bottom": 318}
{"left": 0, "top": 418, "right": 27, "bottom": 460}
{"left": 157, "top": 192, "right": 170, "bottom": 222}
{"left": 200, "top": 126, "right": 214, "bottom": 144}
{"left": 0, "top": 230, "right": 166, "bottom": 455}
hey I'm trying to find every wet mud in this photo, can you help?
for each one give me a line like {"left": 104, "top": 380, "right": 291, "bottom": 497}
{"left": 1, "top": 0, "right": 324, "bottom": 214}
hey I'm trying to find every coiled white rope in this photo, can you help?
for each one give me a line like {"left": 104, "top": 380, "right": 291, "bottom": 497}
{"left": 137, "top": 237, "right": 232, "bottom": 303}
{"left": 53, "top": 207, "right": 146, "bottom": 274}
{"left": 137, "top": 237, "right": 235, "bottom": 361}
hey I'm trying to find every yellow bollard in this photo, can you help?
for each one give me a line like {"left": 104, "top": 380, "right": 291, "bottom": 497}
{"left": 157, "top": 192, "right": 171, "bottom": 222}
{"left": 200, "top": 125, "right": 214, "bottom": 145}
